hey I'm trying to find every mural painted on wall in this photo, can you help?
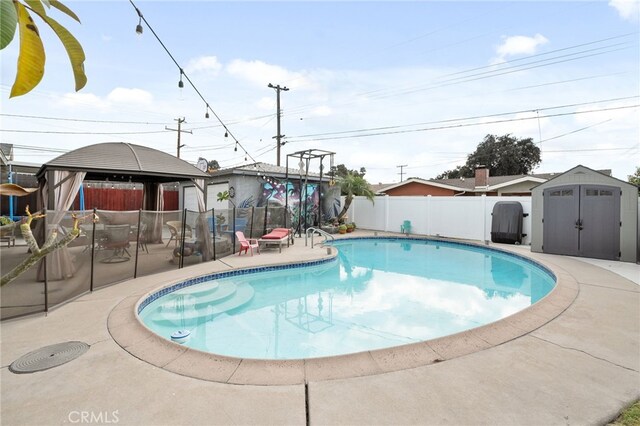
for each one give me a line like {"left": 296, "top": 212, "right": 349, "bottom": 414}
{"left": 254, "top": 177, "right": 340, "bottom": 229}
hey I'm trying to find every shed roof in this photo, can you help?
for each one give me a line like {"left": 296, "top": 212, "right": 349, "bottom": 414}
{"left": 35, "top": 142, "right": 209, "bottom": 182}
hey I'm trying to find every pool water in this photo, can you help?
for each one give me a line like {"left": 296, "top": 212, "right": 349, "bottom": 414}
{"left": 139, "top": 238, "right": 555, "bottom": 359}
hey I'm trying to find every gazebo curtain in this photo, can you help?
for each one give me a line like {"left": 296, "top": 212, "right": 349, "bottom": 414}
{"left": 38, "top": 171, "right": 86, "bottom": 280}
{"left": 192, "top": 178, "right": 212, "bottom": 261}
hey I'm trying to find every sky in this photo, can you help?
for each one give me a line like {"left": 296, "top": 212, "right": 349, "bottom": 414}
{"left": 1, "top": 0, "right": 639, "bottom": 184}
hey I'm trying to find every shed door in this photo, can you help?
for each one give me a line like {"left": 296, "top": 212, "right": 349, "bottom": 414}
{"left": 579, "top": 185, "right": 620, "bottom": 260}
{"left": 543, "top": 185, "right": 579, "bottom": 256}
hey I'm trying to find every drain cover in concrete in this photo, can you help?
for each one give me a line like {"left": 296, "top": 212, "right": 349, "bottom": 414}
{"left": 9, "top": 341, "right": 89, "bottom": 374}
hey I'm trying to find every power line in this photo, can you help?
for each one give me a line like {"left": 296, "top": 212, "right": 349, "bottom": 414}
{"left": 0, "top": 113, "right": 171, "bottom": 125}
{"left": 286, "top": 97, "right": 638, "bottom": 142}
{"left": 286, "top": 104, "right": 639, "bottom": 143}
{"left": 0, "top": 129, "right": 170, "bottom": 135}
{"left": 282, "top": 33, "right": 637, "bottom": 117}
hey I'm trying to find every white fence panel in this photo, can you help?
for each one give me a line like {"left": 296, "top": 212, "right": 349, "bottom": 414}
{"left": 429, "top": 196, "right": 485, "bottom": 241}
{"left": 388, "top": 197, "right": 428, "bottom": 235}
{"left": 347, "top": 194, "right": 534, "bottom": 244}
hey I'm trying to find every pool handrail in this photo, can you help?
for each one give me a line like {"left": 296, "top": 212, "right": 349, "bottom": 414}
{"left": 305, "top": 227, "right": 335, "bottom": 247}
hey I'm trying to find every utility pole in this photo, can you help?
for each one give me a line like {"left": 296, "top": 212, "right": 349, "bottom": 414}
{"left": 268, "top": 83, "right": 289, "bottom": 166}
{"left": 165, "top": 117, "right": 192, "bottom": 158}
{"left": 397, "top": 164, "right": 408, "bottom": 182}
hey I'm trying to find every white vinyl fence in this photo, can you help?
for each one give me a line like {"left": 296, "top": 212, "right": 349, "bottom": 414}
{"left": 346, "top": 195, "right": 533, "bottom": 245}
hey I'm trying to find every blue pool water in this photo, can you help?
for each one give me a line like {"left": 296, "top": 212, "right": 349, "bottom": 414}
{"left": 139, "top": 238, "right": 555, "bottom": 359}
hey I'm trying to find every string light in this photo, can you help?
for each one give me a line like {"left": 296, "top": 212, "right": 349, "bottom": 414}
{"left": 134, "top": 6, "right": 143, "bottom": 34}
{"left": 129, "top": 0, "right": 266, "bottom": 174}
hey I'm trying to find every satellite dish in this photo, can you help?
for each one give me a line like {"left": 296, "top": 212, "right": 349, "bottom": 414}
{"left": 196, "top": 158, "right": 208, "bottom": 172}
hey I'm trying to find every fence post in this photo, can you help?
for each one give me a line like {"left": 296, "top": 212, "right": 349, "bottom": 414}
{"left": 211, "top": 208, "right": 216, "bottom": 261}
{"left": 250, "top": 207, "right": 254, "bottom": 238}
{"left": 43, "top": 208, "right": 48, "bottom": 312}
{"left": 134, "top": 209, "right": 142, "bottom": 278}
{"left": 90, "top": 208, "right": 97, "bottom": 291}
{"left": 232, "top": 207, "right": 237, "bottom": 253}
{"left": 263, "top": 205, "right": 268, "bottom": 236}
{"left": 179, "top": 208, "right": 187, "bottom": 268}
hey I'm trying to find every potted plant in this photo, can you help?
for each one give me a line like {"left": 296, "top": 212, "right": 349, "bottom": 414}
{"left": 338, "top": 224, "right": 347, "bottom": 234}
{"left": 346, "top": 223, "right": 354, "bottom": 233}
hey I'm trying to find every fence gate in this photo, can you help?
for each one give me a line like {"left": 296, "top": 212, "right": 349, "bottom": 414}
{"left": 543, "top": 184, "right": 620, "bottom": 260}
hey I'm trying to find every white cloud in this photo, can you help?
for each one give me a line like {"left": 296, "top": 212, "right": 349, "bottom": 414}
{"left": 106, "top": 87, "right": 153, "bottom": 105}
{"left": 609, "top": 0, "right": 640, "bottom": 21}
{"left": 226, "top": 59, "right": 316, "bottom": 90}
{"left": 255, "top": 96, "right": 275, "bottom": 110}
{"left": 492, "top": 34, "right": 549, "bottom": 63}
{"left": 57, "top": 92, "right": 109, "bottom": 109}
{"left": 184, "top": 56, "right": 222, "bottom": 76}
{"left": 310, "top": 106, "right": 332, "bottom": 117}
{"left": 101, "top": 34, "right": 113, "bottom": 42}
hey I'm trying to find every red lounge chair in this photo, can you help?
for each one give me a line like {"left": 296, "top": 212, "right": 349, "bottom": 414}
{"left": 258, "top": 228, "right": 292, "bottom": 253}
{"left": 236, "top": 231, "right": 260, "bottom": 256}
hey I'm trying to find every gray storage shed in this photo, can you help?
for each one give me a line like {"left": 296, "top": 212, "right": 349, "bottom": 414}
{"left": 531, "top": 165, "right": 638, "bottom": 263}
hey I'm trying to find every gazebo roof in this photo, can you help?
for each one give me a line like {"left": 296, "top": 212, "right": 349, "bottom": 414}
{"left": 35, "top": 142, "right": 209, "bottom": 183}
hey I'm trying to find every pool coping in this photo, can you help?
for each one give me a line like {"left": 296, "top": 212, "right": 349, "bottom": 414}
{"left": 107, "top": 236, "right": 579, "bottom": 386}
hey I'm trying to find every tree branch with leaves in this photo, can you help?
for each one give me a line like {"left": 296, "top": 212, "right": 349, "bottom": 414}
{"left": 0, "top": 206, "right": 98, "bottom": 287}
{"left": 1, "top": 0, "right": 86, "bottom": 97}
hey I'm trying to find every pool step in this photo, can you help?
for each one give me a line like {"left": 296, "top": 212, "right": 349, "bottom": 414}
{"left": 150, "top": 283, "right": 254, "bottom": 326}
{"left": 172, "top": 281, "right": 219, "bottom": 297}
{"left": 160, "top": 282, "right": 236, "bottom": 311}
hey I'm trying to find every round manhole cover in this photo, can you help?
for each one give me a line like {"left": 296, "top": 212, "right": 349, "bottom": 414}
{"left": 9, "top": 341, "right": 90, "bottom": 374}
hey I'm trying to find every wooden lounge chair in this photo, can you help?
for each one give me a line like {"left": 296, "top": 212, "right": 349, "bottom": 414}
{"left": 258, "top": 228, "right": 292, "bottom": 253}
{"left": 236, "top": 231, "right": 260, "bottom": 256}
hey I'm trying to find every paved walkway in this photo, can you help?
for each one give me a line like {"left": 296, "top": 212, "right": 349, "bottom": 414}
{"left": 1, "top": 233, "right": 638, "bottom": 425}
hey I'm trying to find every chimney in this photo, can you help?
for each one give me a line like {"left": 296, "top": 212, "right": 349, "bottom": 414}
{"left": 475, "top": 166, "right": 489, "bottom": 188}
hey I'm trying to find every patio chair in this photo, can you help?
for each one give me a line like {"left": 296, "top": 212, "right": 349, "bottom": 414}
{"left": 166, "top": 220, "right": 192, "bottom": 247}
{"left": 100, "top": 224, "right": 131, "bottom": 263}
{"left": 401, "top": 220, "right": 412, "bottom": 235}
{"left": 236, "top": 231, "right": 260, "bottom": 256}
{"left": 258, "top": 228, "right": 292, "bottom": 253}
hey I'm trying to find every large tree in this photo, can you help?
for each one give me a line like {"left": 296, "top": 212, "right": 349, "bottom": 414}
{"left": 332, "top": 164, "right": 366, "bottom": 179}
{"left": 436, "top": 134, "right": 541, "bottom": 179}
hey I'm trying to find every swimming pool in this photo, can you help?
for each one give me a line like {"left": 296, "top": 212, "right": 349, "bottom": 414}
{"left": 138, "top": 238, "right": 556, "bottom": 359}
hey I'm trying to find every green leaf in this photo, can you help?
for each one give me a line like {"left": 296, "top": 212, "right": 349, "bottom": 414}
{"left": 41, "top": 0, "right": 51, "bottom": 7}
{"left": 10, "top": 2, "right": 45, "bottom": 98}
{"left": 24, "top": 0, "right": 47, "bottom": 17}
{"left": 39, "top": 13, "right": 86, "bottom": 91}
{"left": 49, "top": 0, "right": 80, "bottom": 23}
{"left": 0, "top": 0, "right": 18, "bottom": 50}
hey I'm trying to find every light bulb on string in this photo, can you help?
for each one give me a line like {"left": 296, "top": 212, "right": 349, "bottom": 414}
{"left": 134, "top": 7, "right": 143, "bottom": 34}
{"left": 178, "top": 69, "right": 184, "bottom": 88}
{"left": 234, "top": 143, "right": 238, "bottom": 152}
{"left": 205, "top": 104, "right": 209, "bottom": 119}
{"left": 224, "top": 131, "right": 228, "bottom": 138}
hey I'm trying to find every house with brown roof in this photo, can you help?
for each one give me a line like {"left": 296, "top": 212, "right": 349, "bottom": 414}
{"left": 374, "top": 168, "right": 611, "bottom": 197}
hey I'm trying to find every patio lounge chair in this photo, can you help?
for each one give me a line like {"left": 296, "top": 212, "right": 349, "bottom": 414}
{"left": 166, "top": 221, "right": 192, "bottom": 247}
{"left": 258, "top": 228, "right": 292, "bottom": 253}
{"left": 236, "top": 231, "right": 259, "bottom": 256}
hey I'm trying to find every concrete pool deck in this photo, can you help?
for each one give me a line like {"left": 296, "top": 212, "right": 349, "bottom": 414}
{"left": 1, "top": 231, "right": 638, "bottom": 425}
